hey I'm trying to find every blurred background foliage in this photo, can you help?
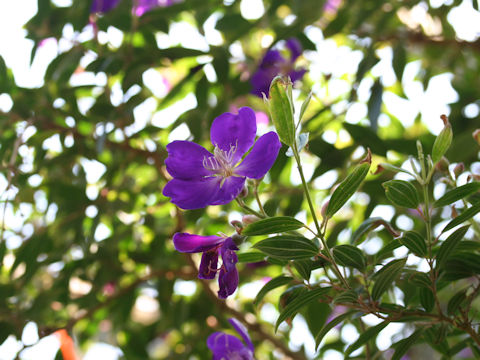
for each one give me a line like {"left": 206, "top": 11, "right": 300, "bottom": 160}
{"left": 1, "top": 0, "right": 480, "bottom": 358}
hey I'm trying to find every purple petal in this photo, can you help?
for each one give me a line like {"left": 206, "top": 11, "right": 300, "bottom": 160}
{"left": 235, "top": 132, "right": 281, "bottom": 179}
{"left": 250, "top": 68, "right": 277, "bottom": 98}
{"left": 199, "top": 250, "right": 219, "bottom": 279}
{"left": 134, "top": 0, "right": 158, "bottom": 15}
{"left": 207, "top": 332, "right": 246, "bottom": 357}
{"left": 162, "top": 177, "right": 221, "bottom": 210}
{"left": 209, "top": 176, "right": 246, "bottom": 206}
{"left": 218, "top": 264, "right": 238, "bottom": 299}
{"left": 164, "top": 141, "right": 213, "bottom": 180}
{"left": 288, "top": 68, "right": 307, "bottom": 83}
{"left": 228, "top": 318, "right": 254, "bottom": 352}
{"left": 286, "top": 38, "right": 303, "bottom": 61}
{"left": 91, "top": 0, "right": 120, "bottom": 13}
{"left": 220, "top": 238, "right": 238, "bottom": 272}
{"left": 210, "top": 108, "right": 257, "bottom": 163}
{"left": 172, "top": 233, "right": 224, "bottom": 253}
{"left": 260, "top": 49, "right": 285, "bottom": 68}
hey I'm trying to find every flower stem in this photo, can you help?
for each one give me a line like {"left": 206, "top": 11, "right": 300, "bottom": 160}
{"left": 253, "top": 180, "right": 267, "bottom": 217}
{"left": 291, "top": 143, "right": 349, "bottom": 288}
{"left": 235, "top": 198, "right": 266, "bottom": 219}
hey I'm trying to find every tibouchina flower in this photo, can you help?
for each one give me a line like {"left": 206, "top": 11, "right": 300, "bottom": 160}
{"left": 162, "top": 107, "right": 281, "bottom": 210}
{"left": 134, "top": 0, "right": 176, "bottom": 16}
{"left": 207, "top": 318, "right": 255, "bottom": 360}
{"left": 251, "top": 38, "right": 306, "bottom": 98}
{"left": 90, "top": 0, "right": 121, "bottom": 13}
{"left": 173, "top": 233, "right": 239, "bottom": 299}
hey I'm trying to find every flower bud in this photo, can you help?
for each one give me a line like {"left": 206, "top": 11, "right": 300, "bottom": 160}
{"left": 242, "top": 215, "right": 259, "bottom": 225}
{"left": 473, "top": 129, "right": 480, "bottom": 146}
{"left": 453, "top": 163, "right": 464, "bottom": 179}
{"left": 230, "top": 220, "right": 243, "bottom": 234}
{"left": 238, "top": 185, "right": 248, "bottom": 198}
{"left": 435, "top": 157, "right": 449, "bottom": 173}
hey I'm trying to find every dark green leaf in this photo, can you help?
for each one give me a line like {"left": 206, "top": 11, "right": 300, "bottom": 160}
{"left": 447, "top": 289, "right": 467, "bottom": 315}
{"left": 332, "top": 244, "right": 366, "bottom": 270}
{"left": 410, "top": 272, "right": 431, "bottom": 288}
{"left": 371, "top": 258, "right": 407, "bottom": 300}
{"left": 292, "top": 260, "right": 312, "bottom": 281}
{"left": 400, "top": 231, "right": 426, "bottom": 257}
{"left": 351, "top": 217, "right": 394, "bottom": 245}
{"left": 334, "top": 290, "right": 358, "bottom": 305}
{"left": 345, "top": 322, "right": 389, "bottom": 356}
{"left": 419, "top": 287, "right": 434, "bottom": 312}
{"left": 254, "top": 276, "right": 293, "bottom": 306}
{"left": 391, "top": 330, "right": 421, "bottom": 360}
{"left": 276, "top": 286, "right": 331, "bottom": 331}
{"left": 442, "top": 202, "right": 480, "bottom": 232}
{"left": 315, "top": 310, "right": 357, "bottom": 348}
{"left": 253, "top": 235, "right": 319, "bottom": 260}
{"left": 237, "top": 252, "right": 266, "bottom": 263}
{"left": 383, "top": 180, "right": 420, "bottom": 209}
{"left": 434, "top": 182, "right": 480, "bottom": 207}
{"left": 368, "top": 79, "right": 383, "bottom": 131}
{"left": 242, "top": 216, "right": 304, "bottom": 236}
{"left": 436, "top": 225, "right": 469, "bottom": 270}
{"left": 326, "top": 162, "right": 370, "bottom": 218}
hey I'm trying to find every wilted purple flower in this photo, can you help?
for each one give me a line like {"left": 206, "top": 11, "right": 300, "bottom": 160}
{"left": 250, "top": 38, "right": 307, "bottom": 98}
{"left": 207, "top": 318, "right": 255, "bottom": 359}
{"left": 162, "top": 107, "right": 281, "bottom": 210}
{"left": 90, "top": 0, "right": 121, "bottom": 13}
{"left": 173, "top": 233, "right": 239, "bottom": 299}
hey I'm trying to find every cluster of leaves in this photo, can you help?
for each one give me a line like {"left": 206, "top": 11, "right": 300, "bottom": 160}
{"left": 1, "top": 0, "right": 480, "bottom": 359}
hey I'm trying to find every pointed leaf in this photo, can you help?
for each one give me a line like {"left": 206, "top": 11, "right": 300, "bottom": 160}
{"left": 383, "top": 180, "right": 419, "bottom": 209}
{"left": 447, "top": 289, "right": 467, "bottom": 315}
{"left": 254, "top": 276, "right": 293, "bottom": 305}
{"left": 299, "top": 92, "right": 313, "bottom": 123}
{"left": 419, "top": 287, "right": 434, "bottom": 312}
{"left": 371, "top": 258, "right": 407, "bottom": 300}
{"left": 275, "top": 286, "right": 331, "bottom": 331}
{"left": 326, "top": 162, "right": 370, "bottom": 218}
{"left": 391, "top": 330, "right": 422, "bottom": 360}
{"left": 400, "top": 231, "right": 427, "bottom": 257}
{"left": 332, "top": 245, "right": 366, "bottom": 270}
{"left": 242, "top": 216, "right": 304, "bottom": 236}
{"left": 434, "top": 182, "right": 480, "bottom": 207}
{"left": 237, "top": 252, "right": 266, "bottom": 263}
{"left": 345, "top": 322, "right": 389, "bottom": 357}
{"left": 315, "top": 310, "right": 357, "bottom": 348}
{"left": 253, "top": 235, "right": 319, "bottom": 260}
{"left": 292, "top": 260, "right": 312, "bottom": 281}
{"left": 334, "top": 290, "right": 358, "bottom": 305}
{"left": 442, "top": 202, "right": 480, "bottom": 233}
{"left": 410, "top": 272, "right": 431, "bottom": 288}
{"left": 436, "top": 225, "right": 469, "bottom": 270}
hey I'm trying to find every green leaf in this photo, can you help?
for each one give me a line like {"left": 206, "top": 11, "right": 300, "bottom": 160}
{"left": 266, "top": 76, "right": 295, "bottom": 146}
{"left": 334, "top": 290, "right": 358, "bottom": 305}
{"left": 447, "top": 289, "right": 467, "bottom": 315}
{"left": 286, "top": 133, "right": 309, "bottom": 157}
{"left": 276, "top": 286, "right": 331, "bottom": 331}
{"left": 299, "top": 91, "right": 312, "bottom": 123}
{"left": 419, "top": 287, "right": 434, "bottom": 312}
{"left": 332, "top": 245, "right": 366, "bottom": 270}
{"left": 292, "top": 260, "right": 312, "bottom": 281}
{"left": 435, "top": 225, "right": 469, "bottom": 270}
{"left": 237, "top": 252, "right": 266, "bottom": 263}
{"left": 434, "top": 182, "right": 480, "bottom": 207}
{"left": 253, "top": 235, "right": 319, "bottom": 260}
{"left": 400, "top": 231, "right": 427, "bottom": 257}
{"left": 383, "top": 180, "right": 420, "bottom": 209}
{"left": 254, "top": 276, "right": 293, "bottom": 305}
{"left": 315, "top": 310, "right": 357, "bottom": 348}
{"left": 326, "top": 162, "right": 370, "bottom": 218}
{"left": 391, "top": 331, "right": 421, "bottom": 360}
{"left": 242, "top": 216, "right": 304, "bottom": 236}
{"left": 442, "top": 202, "right": 480, "bottom": 233}
{"left": 371, "top": 258, "right": 407, "bottom": 300}
{"left": 392, "top": 43, "right": 407, "bottom": 82}
{"left": 345, "top": 322, "right": 389, "bottom": 357}
{"left": 376, "top": 239, "right": 402, "bottom": 261}
{"left": 409, "top": 272, "right": 431, "bottom": 288}
{"left": 351, "top": 217, "right": 398, "bottom": 245}
{"left": 432, "top": 117, "right": 453, "bottom": 163}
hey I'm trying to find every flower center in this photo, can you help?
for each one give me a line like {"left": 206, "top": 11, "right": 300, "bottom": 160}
{"left": 203, "top": 143, "right": 238, "bottom": 178}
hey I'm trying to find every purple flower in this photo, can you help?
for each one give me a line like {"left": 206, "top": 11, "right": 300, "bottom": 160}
{"left": 162, "top": 107, "right": 281, "bottom": 210}
{"left": 133, "top": 0, "right": 176, "bottom": 16}
{"left": 207, "top": 318, "right": 255, "bottom": 359}
{"left": 90, "top": 0, "right": 121, "bottom": 13}
{"left": 250, "top": 38, "right": 307, "bottom": 98}
{"left": 173, "top": 233, "right": 239, "bottom": 299}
